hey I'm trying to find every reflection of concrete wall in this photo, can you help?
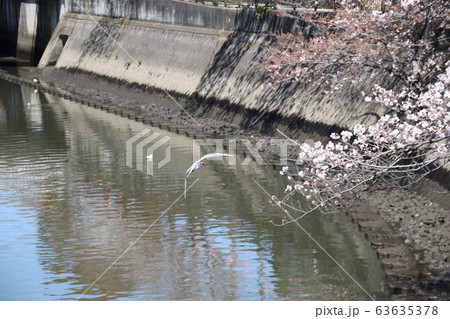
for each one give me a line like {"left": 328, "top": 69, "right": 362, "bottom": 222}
{"left": 21, "top": 85, "right": 42, "bottom": 129}
{"left": 0, "top": 82, "right": 387, "bottom": 299}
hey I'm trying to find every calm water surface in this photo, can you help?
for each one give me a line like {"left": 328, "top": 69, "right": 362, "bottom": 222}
{"left": 0, "top": 79, "right": 388, "bottom": 300}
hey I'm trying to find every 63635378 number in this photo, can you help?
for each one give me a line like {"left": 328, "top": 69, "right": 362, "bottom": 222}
{"left": 375, "top": 306, "right": 438, "bottom": 316}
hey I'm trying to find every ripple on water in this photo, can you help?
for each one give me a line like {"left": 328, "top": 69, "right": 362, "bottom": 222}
{"left": 0, "top": 82, "right": 388, "bottom": 300}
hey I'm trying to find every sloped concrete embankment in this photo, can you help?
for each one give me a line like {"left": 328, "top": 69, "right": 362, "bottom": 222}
{"left": 39, "top": 10, "right": 392, "bottom": 139}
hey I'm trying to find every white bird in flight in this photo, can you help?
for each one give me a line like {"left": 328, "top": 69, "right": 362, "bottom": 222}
{"left": 184, "top": 153, "right": 233, "bottom": 198}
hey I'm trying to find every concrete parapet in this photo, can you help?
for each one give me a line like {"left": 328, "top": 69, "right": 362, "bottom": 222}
{"left": 66, "top": 0, "right": 297, "bottom": 32}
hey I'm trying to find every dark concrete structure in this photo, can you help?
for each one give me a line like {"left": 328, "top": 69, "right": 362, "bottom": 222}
{"left": 0, "top": 0, "right": 64, "bottom": 65}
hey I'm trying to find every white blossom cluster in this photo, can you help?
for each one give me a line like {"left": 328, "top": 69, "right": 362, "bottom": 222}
{"left": 274, "top": 66, "right": 449, "bottom": 225}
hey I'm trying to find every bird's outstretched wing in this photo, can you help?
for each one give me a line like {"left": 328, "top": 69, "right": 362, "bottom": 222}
{"left": 185, "top": 153, "right": 233, "bottom": 178}
{"left": 198, "top": 153, "right": 233, "bottom": 162}
{"left": 184, "top": 153, "right": 233, "bottom": 198}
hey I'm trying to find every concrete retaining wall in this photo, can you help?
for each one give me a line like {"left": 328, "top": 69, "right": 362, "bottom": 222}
{"left": 40, "top": 10, "right": 391, "bottom": 136}
{"left": 41, "top": 14, "right": 228, "bottom": 95}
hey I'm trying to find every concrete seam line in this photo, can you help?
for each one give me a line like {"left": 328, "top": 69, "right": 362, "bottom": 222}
{"left": 76, "top": 178, "right": 200, "bottom": 300}
{"left": 252, "top": 177, "right": 377, "bottom": 301}
{"left": 72, "top": 0, "right": 201, "bottom": 126}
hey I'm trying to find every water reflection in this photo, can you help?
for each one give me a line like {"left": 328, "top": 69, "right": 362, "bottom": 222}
{"left": 0, "top": 79, "right": 388, "bottom": 300}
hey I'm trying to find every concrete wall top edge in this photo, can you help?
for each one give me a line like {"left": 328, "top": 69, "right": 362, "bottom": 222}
{"left": 66, "top": 0, "right": 300, "bottom": 33}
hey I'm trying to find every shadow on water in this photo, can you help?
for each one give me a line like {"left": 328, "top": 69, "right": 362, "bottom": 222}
{"left": 0, "top": 80, "right": 388, "bottom": 300}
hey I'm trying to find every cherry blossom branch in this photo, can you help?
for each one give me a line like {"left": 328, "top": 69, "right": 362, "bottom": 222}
{"left": 268, "top": 64, "right": 449, "bottom": 224}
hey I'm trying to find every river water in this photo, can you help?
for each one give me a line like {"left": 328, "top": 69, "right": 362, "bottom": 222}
{"left": 0, "top": 79, "right": 388, "bottom": 300}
